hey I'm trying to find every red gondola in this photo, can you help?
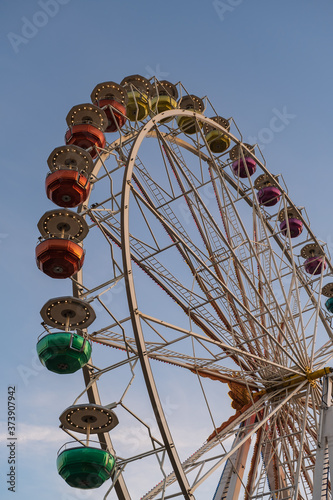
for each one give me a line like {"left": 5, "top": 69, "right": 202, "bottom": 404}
{"left": 65, "top": 124, "right": 105, "bottom": 160}
{"left": 97, "top": 99, "right": 126, "bottom": 133}
{"left": 36, "top": 239, "right": 84, "bottom": 279}
{"left": 45, "top": 170, "right": 91, "bottom": 208}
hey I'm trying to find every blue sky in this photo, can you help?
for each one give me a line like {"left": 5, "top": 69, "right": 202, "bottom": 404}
{"left": 1, "top": 0, "right": 333, "bottom": 498}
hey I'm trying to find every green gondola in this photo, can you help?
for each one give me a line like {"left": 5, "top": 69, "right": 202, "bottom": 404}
{"left": 325, "top": 297, "right": 333, "bottom": 313}
{"left": 57, "top": 447, "right": 115, "bottom": 489}
{"left": 36, "top": 332, "right": 92, "bottom": 374}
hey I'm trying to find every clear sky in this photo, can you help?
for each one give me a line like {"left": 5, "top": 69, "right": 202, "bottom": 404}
{"left": 1, "top": 0, "right": 333, "bottom": 498}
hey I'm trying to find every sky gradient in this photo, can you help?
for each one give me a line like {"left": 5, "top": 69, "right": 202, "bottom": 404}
{"left": 1, "top": 1, "right": 333, "bottom": 498}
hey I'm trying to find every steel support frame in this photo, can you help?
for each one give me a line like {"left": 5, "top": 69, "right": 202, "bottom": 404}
{"left": 313, "top": 376, "right": 333, "bottom": 499}
{"left": 213, "top": 415, "right": 257, "bottom": 500}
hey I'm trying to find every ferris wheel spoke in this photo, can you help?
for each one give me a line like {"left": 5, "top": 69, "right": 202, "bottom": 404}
{"left": 289, "top": 386, "right": 311, "bottom": 499}
{"left": 259, "top": 416, "right": 290, "bottom": 495}
{"left": 156, "top": 130, "right": 333, "bottom": 339}
{"left": 93, "top": 184, "right": 312, "bottom": 378}
{"left": 126, "top": 183, "right": 305, "bottom": 373}
{"left": 313, "top": 342, "right": 333, "bottom": 370}
{"left": 128, "top": 138, "right": 318, "bottom": 372}
{"left": 137, "top": 312, "right": 307, "bottom": 381}
{"left": 245, "top": 402, "right": 312, "bottom": 498}
{"left": 307, "top": 271, "right": 326, "bottom": 366}
{"left": 91, "top": 315, "right": 304, "bottom": 382}
{"left": 252, "top": 209, "right": 308, "bottom": 364}
{"left": 132, "top": 139, "right": 308, "bottom": 371}
{"left": 192, "top": 382, "right": 307, "bottom": 493}
{"left": 209, "top": 161, "right": 330, "bottom": 366}
{"left": 245, "top": 418, "right": 285, "bottom": 498}
{"left": 212, "top": 175, "right": 309, "bottom": 368}
{"left": 209, "top": 164, "right": 266, "bottom": 354}
{"left": 278, "top": 401, "right": 316, "bottom": 493}
{"left": 141, "top": 398, "right": 267, "bottom": 499}
{"left": 157, "top": 134, "right": 266, "bottom": 363}
{"left": 97, "top": 218, "right": 258, "bottom": 374}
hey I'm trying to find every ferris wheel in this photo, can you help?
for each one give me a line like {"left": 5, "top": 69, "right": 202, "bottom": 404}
{"left": 35, "top": 74, "right": 333, "bottom": 499}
